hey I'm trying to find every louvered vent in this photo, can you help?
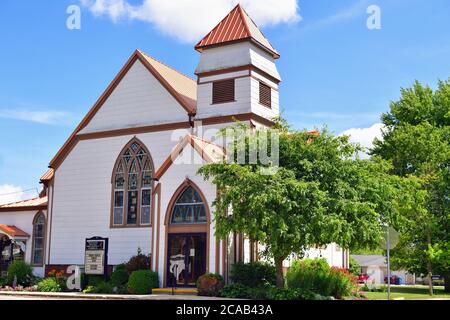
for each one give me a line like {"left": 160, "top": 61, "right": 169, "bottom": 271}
{"left": 212, "top": 79, "right": 235, "bottom": 104}
{"left": 259, "top": 82, "right": 271, "bottom": 108}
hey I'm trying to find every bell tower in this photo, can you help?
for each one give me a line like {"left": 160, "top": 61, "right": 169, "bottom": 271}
{"left": 194, "top": 4, "right": 281, "bottom": 127}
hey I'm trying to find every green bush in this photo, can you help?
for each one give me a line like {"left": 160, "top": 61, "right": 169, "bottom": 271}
{"left": 95, "top": 281, "right": 114, "bottom": 294}
{"left": 0, "top": 277, "right": 8, "bottom": 287}
{"left": 230, "top": 262, "right": 276, "bottom": 287}
{"left": 37, "top": 278, "right": 62, "bottom": 292}
{"left": 7, "top": 261, "right": 33, "bottom": 286}
{"left": 349, "top": 256, "right": 361, "bottom": 276}
{"left": 127, "top": 270, "right": 159, "bottom": 294}
{"left": 219, "top": 283, "right": 256, "bottom": 299}
{"left": 286, "top": 258, "right": 356, "bottom": 299}
{"left": 196, "top": 273, "right": 224, "bottom": 296}
{"left": 219, "top": 283, "right": 320, "bottom": 300}
{"left": 110, "top": 268, "right": 129, "bottom": 287}
{"left": 87, "top": 275, "right": 105, "bottom": 287}
{"left": 265, "top": 286, "right": 318, "bottom": 300}
{"left": 125, "top": 248, "right": 151, "bottom": 275}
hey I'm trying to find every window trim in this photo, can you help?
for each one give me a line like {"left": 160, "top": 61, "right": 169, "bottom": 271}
{"left": 31, "top": 211, "right": 46, "bottom": 267}
{"left": 110, "top": 138, "right": 154, "bottom": 228}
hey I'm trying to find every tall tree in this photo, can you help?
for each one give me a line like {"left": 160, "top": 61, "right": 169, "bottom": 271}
{"left": 199, "top": 122, "right": 417, "bottom": 287}
{"left": 372, "top": 79, "right": 450, "bottom": 293}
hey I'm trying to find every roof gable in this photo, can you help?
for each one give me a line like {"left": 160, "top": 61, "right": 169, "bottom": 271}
{"left": 49, "top": 50, "right": 197, "bottom": 169}
{"left": 195, "top": 4, "right": 279, "bottom": 58}
{"left": 155, "top": 135, "right": 226, "bottom": 179}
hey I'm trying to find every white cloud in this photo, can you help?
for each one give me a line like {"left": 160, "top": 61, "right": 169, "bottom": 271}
{"left": 80, "top": 0, "right": 301, "bottom": 42}
{"left": 340, "top": 123, "right": 385, "bottom": 158}
{"left": 0, "top": 109, "right": 76, "bottom": 125}
{"left": 0, "top": 185, "right": 24, "bottom": 205}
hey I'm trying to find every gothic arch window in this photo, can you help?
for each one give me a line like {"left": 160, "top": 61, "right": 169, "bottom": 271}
{"left": 170, "top": 186, "right": 207, "bottom": 225}
{"left": 31, "top": 212, "right": 46, "bottom": 266}
{"left": 112, "top": 138, "right": 154, "bottom": 227}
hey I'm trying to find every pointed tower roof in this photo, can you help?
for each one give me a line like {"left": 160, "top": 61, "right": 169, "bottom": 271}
{"left": 195, "top": 4, "right": 279, "bottom": 58}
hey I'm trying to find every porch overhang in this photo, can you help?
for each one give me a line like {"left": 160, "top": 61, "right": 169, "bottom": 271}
{"left": 0, "top": 225, "right": 30, "bottom": 241}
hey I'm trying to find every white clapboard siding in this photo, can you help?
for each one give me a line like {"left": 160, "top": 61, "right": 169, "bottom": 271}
{"left": 50, "top": 131, "right": 188, "bottom": 265}
{"left": 195, "top": 42, "right": 280, "bottom": 81}
{"left": 79, "top": 59, "right": 189, "bottom": 135}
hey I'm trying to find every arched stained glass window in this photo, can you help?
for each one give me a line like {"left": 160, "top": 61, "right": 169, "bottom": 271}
{"left": 171, "top": 187, "right": 207, "bottom": 224}
{"left": 31, "top": 212, "right": 45, "bottom": 265}
{"left": 112, "top": 139, "right": 153, "bottom": 227}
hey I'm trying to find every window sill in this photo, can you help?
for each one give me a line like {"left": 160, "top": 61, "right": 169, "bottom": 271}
{"left": 110, "top": 225, "right": 152, "bottom": 229}
{"left": 210, "top": 100, "right": 236, "bottom": 105}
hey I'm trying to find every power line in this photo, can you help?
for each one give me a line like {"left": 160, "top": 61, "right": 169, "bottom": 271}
{"left": 0, "top": 187, "right": 39, "bottom": 197}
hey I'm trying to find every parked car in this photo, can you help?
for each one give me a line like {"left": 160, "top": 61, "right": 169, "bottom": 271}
{"left": 358, "top": 274, "right": 370, "bottom": 283}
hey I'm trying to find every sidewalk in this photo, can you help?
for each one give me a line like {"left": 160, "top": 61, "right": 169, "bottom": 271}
{"left": 0, "top": 291, "right": 227, "bottom": 300}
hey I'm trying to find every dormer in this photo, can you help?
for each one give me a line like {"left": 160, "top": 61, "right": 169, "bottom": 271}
{"left": 194, "top": 4, "right": 281, "bottom": 125}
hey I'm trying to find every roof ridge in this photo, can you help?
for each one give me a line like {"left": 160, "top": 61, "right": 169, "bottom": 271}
{"left": 138, "top": 49, "right": 196, "bottom": 82}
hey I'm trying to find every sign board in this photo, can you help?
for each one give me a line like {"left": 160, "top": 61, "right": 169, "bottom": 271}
{"left": 84, "top": 237, "right": 108, "bottom": 276}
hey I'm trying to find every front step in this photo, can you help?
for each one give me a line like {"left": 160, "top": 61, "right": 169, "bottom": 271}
{"left": 152, "top": 288, "right": 198, "bottom": 296}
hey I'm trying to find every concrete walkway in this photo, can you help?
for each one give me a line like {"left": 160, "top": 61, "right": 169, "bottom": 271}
{"left": 0, "top": 291, "right": 227, "bottom": 300}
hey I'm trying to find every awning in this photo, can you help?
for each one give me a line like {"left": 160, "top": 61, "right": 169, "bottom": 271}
{"left": 0, "top": 225, "right": 30, "bottom": 241}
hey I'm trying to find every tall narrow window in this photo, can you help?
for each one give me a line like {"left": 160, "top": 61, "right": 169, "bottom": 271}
{"left": 112, "top": 139, "right": 154, "bottom": 227}
{"left": 212, "top": 79, "right": 235, "bottom": 104}
{"left": 259, "top": 82, "right": 271, "bottom": 108}
{"left": 171, "top": 186, "right": 207, "bottom": 224}
{"left": 31, "top": 212, "right": 45, "bottom": 265}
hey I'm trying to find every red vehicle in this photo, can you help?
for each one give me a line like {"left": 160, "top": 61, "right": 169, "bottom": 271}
{"left": 358, "top": 274, "right": 370, "bottom": 283}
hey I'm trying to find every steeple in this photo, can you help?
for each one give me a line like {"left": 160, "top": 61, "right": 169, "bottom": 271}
{"left": 194, "top": 4, "right": 281, "bottom": 125}
{"left": 195, "top": 4, "right": 279, "bottom": 59}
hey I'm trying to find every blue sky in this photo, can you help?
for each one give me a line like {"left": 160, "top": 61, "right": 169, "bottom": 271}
{"left": 0, "top": 0, "right": 449, "bottom": 201}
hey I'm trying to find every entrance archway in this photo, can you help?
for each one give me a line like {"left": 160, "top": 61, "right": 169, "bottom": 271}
{"left": 164, "top": 179, "right": 210, "bottom": 287}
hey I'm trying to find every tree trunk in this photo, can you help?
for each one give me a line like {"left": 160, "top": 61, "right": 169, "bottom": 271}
{"left": 427, "top": 234, "right": 434, "bottom": 296}
{"left": 274, "top": 257, "right": 285, "bottom": 288}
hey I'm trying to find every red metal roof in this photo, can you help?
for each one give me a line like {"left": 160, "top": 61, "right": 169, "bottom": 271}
{"left": 195, "top": 4, "right": 279, "bottom": 58}
{"left": 0, "top": 224, "right": 30, "bottom": 239}
{"left": 0, "top": 196, "right": 47, "bottom": 211}
{"left": 40, "top": 168, "right": 54, "bottom": 183}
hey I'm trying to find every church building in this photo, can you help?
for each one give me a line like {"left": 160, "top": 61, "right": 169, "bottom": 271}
{"left": 0, "top": 5, "right": 348, "bottom": 286}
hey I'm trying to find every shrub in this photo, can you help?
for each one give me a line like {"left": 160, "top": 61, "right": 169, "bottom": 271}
{"left": 219, "top": 283, "right": 255, "bottom": 299}
{"left": 286, "top": 258, "right": 356, "bottom": 299}
{"left": 125, "top": 248, "right": 151, "bottom": 275}
{"left": 7, "top": 261, "right": 33, "bottom": 286}
{"left": 37, "top": 278, "right": 62, "bottom": 292}
{"left": 219, "top": 283, "right": 321, "bottom": 300}
{"left": 197, "top": 273, "right": 224, "bottom": 297}
{"left": 87, "top": 275, "right": 105, "bottom": 287}
{"left": 349, "top": 256, "right": 361, "bottom": 276}
{"left": 110, "top": 268, "right": 129, "bottom": 287}
{"left": 0, "top": 277, "right": 7, "bottom": 287}
{"left": 95, "top": 281, "right": 114, "bottom": 294}
{"left": 265, "top": 286, "right": 318, "bottom": 300}
{"left": 230, "top": 262, "right": 276, "bottom": 287}
{"left": 127, "top": 270, "right": 159, "bottom": 294}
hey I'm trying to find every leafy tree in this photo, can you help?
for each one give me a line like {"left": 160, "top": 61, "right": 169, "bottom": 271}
{"left": 372, "top": 79, "right": 450, "bottom": 293}
{"left": 199, "top": 122, "right": 417, "bottom": 287}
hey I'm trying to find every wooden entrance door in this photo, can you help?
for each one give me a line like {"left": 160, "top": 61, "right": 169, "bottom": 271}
{"left": 167, "top": 233, "right": 207, "bottom": 287}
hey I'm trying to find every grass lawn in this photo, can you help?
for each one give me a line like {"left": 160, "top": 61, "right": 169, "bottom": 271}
{"left": 364, "top": 285, "right": 450, "bottom": 300}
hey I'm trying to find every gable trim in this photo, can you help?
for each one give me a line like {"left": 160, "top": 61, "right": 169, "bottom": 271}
{"left": 155, "top": 135, "right": 224, "bottom": 180}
